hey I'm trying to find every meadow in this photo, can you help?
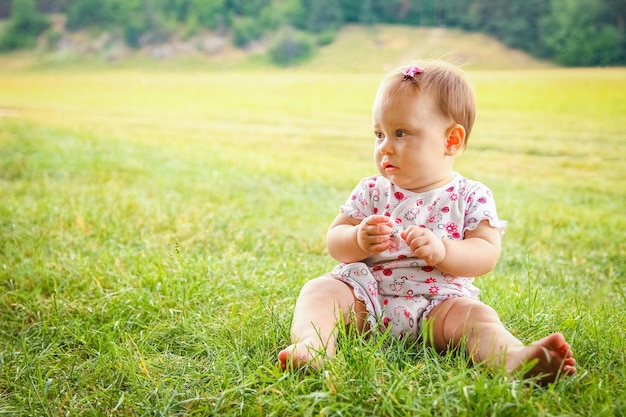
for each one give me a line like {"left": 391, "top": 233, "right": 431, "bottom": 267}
{"left": 0, "top": 60, "right": 625, "bottom": 415}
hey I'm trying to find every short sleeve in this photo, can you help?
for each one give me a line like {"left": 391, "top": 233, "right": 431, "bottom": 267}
{"left": 339, "top": 177, "right": 378, "bottom": 220}
{"left": 463, "top": 184, "right": 508, "bottom": 234}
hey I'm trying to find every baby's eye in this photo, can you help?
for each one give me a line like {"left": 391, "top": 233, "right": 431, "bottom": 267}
{"left": 374, "top": 131, "right": 384, "bottom": 139}
{"left": 396, "top": 130, "right": 407, "bottom": 138}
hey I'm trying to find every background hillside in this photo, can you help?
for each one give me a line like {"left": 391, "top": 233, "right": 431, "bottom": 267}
{"left": 0, "top": 0, "right": 624, "bottom": 68}
{"left": 0, "top": 23, "right": 555, "bottom": 72}
{"left": 303, "top": 25, "right": 555, "bottom": 71}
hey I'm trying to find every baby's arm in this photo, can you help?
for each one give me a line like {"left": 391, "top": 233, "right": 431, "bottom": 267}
{"left": 401, "top": 220, "right": 501, "bottom": 277}
{"left": 327, "top": 213, "right": 394, "bottom": 263}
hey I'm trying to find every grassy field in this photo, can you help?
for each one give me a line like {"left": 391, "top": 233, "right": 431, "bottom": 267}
{"left": 0, "top": 55, "right": 625, "bottom": 415}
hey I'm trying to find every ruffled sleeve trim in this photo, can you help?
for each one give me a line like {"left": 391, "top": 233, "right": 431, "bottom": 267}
{"left": 340, "top": 204, "right": 364, "bottom": 220}
{"left": 465, "top": 217, "right": 508, "bottom": 235}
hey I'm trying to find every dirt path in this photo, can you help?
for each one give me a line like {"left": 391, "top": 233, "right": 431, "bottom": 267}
{"left": 0, "top": 108, "right": 18, "bottom": 117}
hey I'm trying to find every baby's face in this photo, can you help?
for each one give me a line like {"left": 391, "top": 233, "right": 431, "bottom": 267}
{"left": 372, "top": 88, "right": 457, "bottom": 193}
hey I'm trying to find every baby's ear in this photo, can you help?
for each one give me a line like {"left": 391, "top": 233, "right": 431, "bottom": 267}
{"left": 445, "top": 124, "right": 466, "bottom": 155}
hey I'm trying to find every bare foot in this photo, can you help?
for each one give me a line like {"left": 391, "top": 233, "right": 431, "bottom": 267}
{"left": 277, "top": 340, "right": 328, "bottom": 370}
{"left": 506, "top": 333, "right": 576, "bottom": 385}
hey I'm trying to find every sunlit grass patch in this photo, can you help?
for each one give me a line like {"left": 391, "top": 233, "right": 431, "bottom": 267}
{"left": 1, "top": 67, "right": 625, "bottom": 415}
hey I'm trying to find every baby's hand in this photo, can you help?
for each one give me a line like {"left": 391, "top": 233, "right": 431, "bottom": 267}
{"left": 356, "top": 215, "right": 394, "bottom": 254}
{"left": 401, "top": 226, "right": 446, "bottom": 266}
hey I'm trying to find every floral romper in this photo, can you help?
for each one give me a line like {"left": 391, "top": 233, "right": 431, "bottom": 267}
{"left": 331, "top": 173, "right": 507, "bottom": 338}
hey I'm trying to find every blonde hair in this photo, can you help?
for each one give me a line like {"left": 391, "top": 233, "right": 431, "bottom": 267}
{"left": 379, "top": 60, "right": 476, "bottom": 147}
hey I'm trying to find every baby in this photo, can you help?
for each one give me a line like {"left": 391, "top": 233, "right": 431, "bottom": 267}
{"left": 278, "top": 61, "right": 576, "bottom": 384}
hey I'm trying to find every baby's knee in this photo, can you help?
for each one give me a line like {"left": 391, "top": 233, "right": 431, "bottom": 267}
{"left": 299, "top": 275, "right": 345, "bottom": 298}
{"left": 450, "top": 297, "right": 501, "bottom": 324}
{"left": 427, "top": 298, "right": 502, "bottom": 348}
{"left": 431, "top": 297, "right": 500, "bottom": 327}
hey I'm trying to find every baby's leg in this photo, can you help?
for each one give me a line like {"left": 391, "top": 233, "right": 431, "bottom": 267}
{"left": 427, "top": 297, "right": 576, "bottom": 384}
{"left": 277, "top": 276, "right": 367, "bottom": 370}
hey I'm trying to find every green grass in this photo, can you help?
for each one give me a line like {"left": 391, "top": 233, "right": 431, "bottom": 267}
{"left": 1, "top": 64, "right": 625, "bottom": 416}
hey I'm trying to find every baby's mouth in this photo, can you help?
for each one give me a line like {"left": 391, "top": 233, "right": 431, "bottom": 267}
{"left": 383, "top": 161, "right": 396, "bottom": 168}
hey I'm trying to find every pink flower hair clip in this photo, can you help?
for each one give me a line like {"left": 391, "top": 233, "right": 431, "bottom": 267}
{"left": 402, "top": 65, "right": 424, "bottom": 80}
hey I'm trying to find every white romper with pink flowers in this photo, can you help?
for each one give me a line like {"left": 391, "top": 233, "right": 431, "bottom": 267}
{"left": 330, "top": 172, "right": 507, "bottom": 339}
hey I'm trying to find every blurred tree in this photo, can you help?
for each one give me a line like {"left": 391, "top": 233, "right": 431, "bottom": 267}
{"left": 258, "top": 0, "right": 306, "bottom": 32}
{"left": 359, "top": 0, "right": 375, "bottom": 25}
{"left": 138, "top": 0, "right": 171, "bottom": 44}
{"left": 0, "top": 0, "right": 49, "bottom": 51}
{"left": 439, "top": 0, "right": 473, "bottom": 28}
{"left": 155, "top": 0, "right": 190, "bottom": 23}
{"left": 282, "top": 0, "right": 308, "bottom": 30}
{"left": 118, "top": 0, "right": 172, "bottom": 47}
{"left": 190, "top": 0, "right": 228, "bottom": 30}
{"left": 600, "top": 0, "right": 626, "bottom": 63}
{"left": 482, "top": 0, "right": 550, "bottom": 57}
{"left": 338, "top": 0, "right": 360, "bottom": 23}
{"left": 306, "top": 0, "right": 342, "bottom": 32}
{"left": 38, "top": 0, "right": 69, "bottom": 13}
{"left": 0, "top": 0, "right": 10, "bottom": 18}
{"left": 543, "top": 0, "right": 622, "bottom": 65}
{"left": 231, "top": 15, "right": 262, "bottom": 47}
{"left": 65, "top": 0, "right": 125, "bottom": 30}
{"left": 226, "top": 0, "right": 270, "bottom": 16}
{"left": 268, "top": 26, "right": 313, "bottom": 66}
{"left": 371, "top": 0, "right": 405, "bottom": 24}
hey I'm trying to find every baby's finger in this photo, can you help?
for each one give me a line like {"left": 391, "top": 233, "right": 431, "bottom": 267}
{"left": 367, "top": 234, "right": 391, "bottom": 244}
{"left": 402, "top": 227, "right": 424, "bottom": 243}
{"left": 370, "top": 242, "right": 391, "bottom": 253}
{"left": 364, "top": 218, "right": 392, "bottom": 234}
{"left": 364, "top": 216, "right": 391, "bottom": 227}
